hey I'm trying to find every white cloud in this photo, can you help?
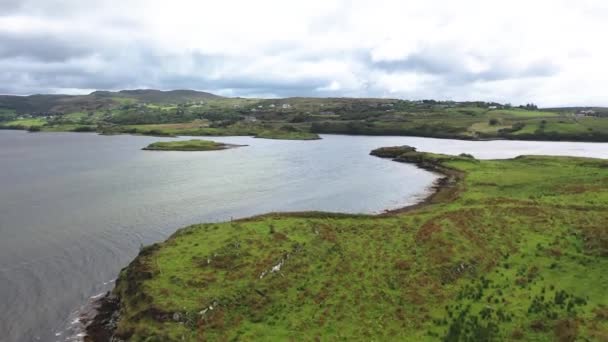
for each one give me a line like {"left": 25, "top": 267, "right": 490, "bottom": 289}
{"left": 317, "top": 81, "right": 342, "bottom": 92}
{"left": 0, "top": 0, "right": 607, "bottom": 106}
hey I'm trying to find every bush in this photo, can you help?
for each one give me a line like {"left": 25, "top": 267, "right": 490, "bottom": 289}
{"left": 72, "top": 126, "right": 96, "bottom": 132}
{"left": 280, "top": 125, "right": 298, "bottom": 132}
{"left": 554, "top": 319, "right": 578, "bottom": 342}
{"left": 290, "top": 114, "right": 308, "bottom": 123}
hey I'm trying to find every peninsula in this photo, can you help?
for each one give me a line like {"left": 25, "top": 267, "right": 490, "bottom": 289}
{"left": 85, "top": 146, "right": 608, "bottom": 341}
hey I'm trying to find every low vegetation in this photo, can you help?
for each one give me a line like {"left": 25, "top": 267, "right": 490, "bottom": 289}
{"left": 89, "top": 147, "right": 608, "bottom": 341}
{"left": 254, "top": 128, "right": 320, "bottom": 140}
{"left": 142, "top": 139, "right": 244, "bottom": 151}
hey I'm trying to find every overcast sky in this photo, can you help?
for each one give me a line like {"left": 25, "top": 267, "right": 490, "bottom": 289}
{"left": 1, "top": 0, "right": 607, "bottom": 106}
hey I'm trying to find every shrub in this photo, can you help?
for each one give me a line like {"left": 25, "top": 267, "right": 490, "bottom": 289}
{"left": 72, "top": 126, "right": 96, "bottom": 132}
{"left": 554, "top": 319, "right": 578, "bottom": 342}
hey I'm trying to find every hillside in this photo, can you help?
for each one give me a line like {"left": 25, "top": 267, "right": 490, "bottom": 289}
{"left": 86, "top": 147, "right": 608, "bottom": 341}
{"left": 0, "top": 89, "right": 221, "bottom": 115}
{"left": 2, "top": 92, "right": 608, "bottom": 141}
{"left": 91, "top": 89, "right": 222, "bottom": 104}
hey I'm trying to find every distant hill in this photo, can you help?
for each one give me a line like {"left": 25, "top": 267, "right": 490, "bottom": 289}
{"left": 91, "top": 89, "right": 222, "bottom": 103}
{"left": 0, "top": 89, "right": 222, "bottom": 114}
{"left": 544, "top": 106, "right": 608, "bottom": 115}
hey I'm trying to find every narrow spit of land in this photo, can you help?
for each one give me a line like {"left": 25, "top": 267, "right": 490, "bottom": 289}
{"left": 86, "top": 146, "right": 608, "bottom": 341}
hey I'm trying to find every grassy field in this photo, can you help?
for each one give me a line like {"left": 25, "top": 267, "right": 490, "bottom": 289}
{"left": 1, "top": 117, "right": 47, "bottom": 127}
{"left": 92, "top": 147, "right": 608, "bottom": 341}
{"left": 142, "top": 139, "right": 243, "bottom": 151}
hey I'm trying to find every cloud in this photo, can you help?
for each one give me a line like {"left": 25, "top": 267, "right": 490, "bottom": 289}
{"left": 0, "top": 32, "right": 93, "bottom": 62}
{"left": 0, "top": 0, "right": 606, "bottom": 106}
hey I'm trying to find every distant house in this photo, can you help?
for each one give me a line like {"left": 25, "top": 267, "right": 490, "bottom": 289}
{"left": 488, "top": 106, "right": 498, "bottom": 110}
{"left": 244, "top": 116, "right": 257, "bottom": 123}
{"left": 576, "top": 109, "right": 595, "bottom": 117}
{"left": 269, "top": 104, "right": 276, "bottom": 108}
{"left": 282, "top": 104, "right": 291, "bottom": 109}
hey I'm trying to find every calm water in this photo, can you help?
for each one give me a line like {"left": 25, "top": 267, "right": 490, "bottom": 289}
{"left": 1, "top": 131, "right": 607, "bottom": 342}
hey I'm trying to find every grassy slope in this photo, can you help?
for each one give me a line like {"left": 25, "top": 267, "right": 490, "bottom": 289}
{"left": 107, "top": 149, "right": 608, "bottom": 341}
{"left": 143, "top": 139, "right": 238, "bottom": 151}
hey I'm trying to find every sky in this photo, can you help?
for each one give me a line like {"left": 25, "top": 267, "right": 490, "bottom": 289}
{"left": 1, "top": 0, "right": 607, "bottom": 106}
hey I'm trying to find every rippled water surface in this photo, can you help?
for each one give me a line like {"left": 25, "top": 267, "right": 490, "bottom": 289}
{"left": 1, "top": 130, "right": 607, "bottom": 341}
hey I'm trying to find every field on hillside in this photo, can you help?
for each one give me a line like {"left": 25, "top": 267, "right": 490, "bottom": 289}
{"left": 96, "top": 148, "right": 608, "bottom": 341}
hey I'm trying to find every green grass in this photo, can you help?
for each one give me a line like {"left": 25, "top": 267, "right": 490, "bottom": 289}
{"left": 142, "top": 139, "right": 241, "bottom": 151}
{"left": 489, "top": 109, "right": 559, "bottom": 118}
{"left": 254, "top": 130, "right": 320, "bottom": 140}
{"left": 2, "top": 118, "right": 46, "bottom": 127}
{"left": 106, "top": 149, "right": 608, "bottom": 341}
{"left": 62, "top": 111, "right": 88, "bottom": 122}
{"left": 111, "top": 97, "right": 138, "bottom": 105}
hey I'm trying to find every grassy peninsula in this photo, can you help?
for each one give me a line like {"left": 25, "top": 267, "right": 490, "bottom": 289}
{"left": 87, "top": 147, "right": 608, "bottom": 341}
{"left": 2, "top": 90, "right": 608, "bottom": 142}
{"left": 142, "top": 139, "right": 244, "bottom": 151}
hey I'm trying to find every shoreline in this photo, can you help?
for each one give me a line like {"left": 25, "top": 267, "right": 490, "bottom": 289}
{"left": 4, "top": 126, "right": 608, "bottom": 143}
{"left": 82, "top": 145, "right": 461, "bottom": 341}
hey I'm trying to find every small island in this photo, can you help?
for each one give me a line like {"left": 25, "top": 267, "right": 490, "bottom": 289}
{"left": 142, "top": 139, "right": 245, "bottom": 151}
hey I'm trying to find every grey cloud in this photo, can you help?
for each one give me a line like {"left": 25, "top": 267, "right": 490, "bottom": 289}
{"left": 0, "top": 31, "right": 93, "bottom": 62}
{"left": 0, "top": 0, "right": 577, "bottom": 105}
{"left": 0, "top": 0, "right": 23, "bottom": 14}
{"left": 0, "top": 0, "right": 92, "bottom": 17}
{"left": 371, "top": 52, "right": 458, "bottom": 76}
{"left": 0, "top": 48, "right": 334, "bottom": 98}
{"left": 369, "top": 48, "right": 560, "bottom": 84}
